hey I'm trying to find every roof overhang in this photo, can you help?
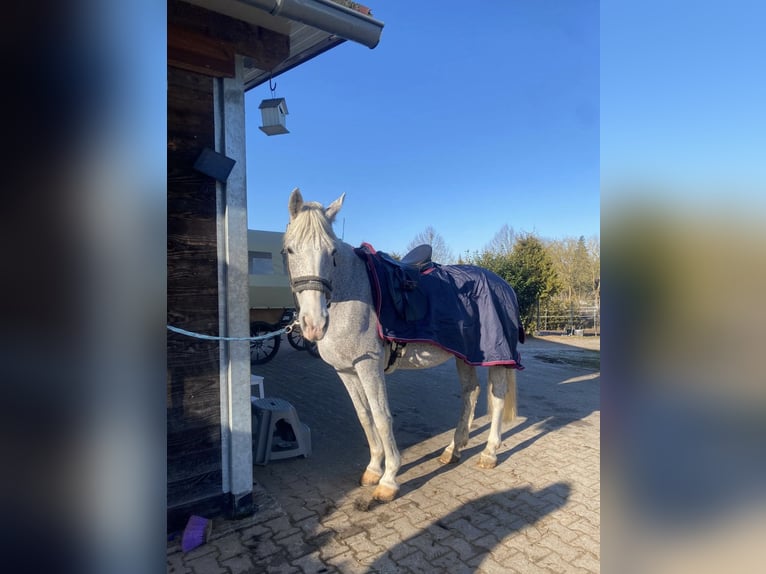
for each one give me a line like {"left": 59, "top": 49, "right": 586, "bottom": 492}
{"left": 184, "top": 0, "right": 384, "bottom": 91}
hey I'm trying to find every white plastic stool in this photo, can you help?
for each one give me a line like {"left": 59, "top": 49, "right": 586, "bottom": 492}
{"left": 251, "top": 397, "right": 311, "bottom": 465}
{"left": 250, "top": 374, "right": 265, "bottom": 399}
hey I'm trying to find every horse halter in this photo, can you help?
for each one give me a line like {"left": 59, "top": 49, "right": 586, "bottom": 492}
{"left": 290, "top": 275, "right": 333, "bottom": 304}
{"left": 285, "top": 248, "right": 336, "bottom": 305}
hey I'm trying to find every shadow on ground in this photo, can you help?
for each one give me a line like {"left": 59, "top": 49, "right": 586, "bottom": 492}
{"left": 368, "top": 483, "right": 572, "bottom": 572}
{"left": 252, "top": 335, "right": 598, "bottom": 506}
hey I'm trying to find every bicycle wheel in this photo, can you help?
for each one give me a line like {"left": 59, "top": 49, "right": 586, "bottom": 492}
{"left": 306, "top": 341, "right": 321, "bottom": 359}
{"left": 250, "top": 321, "right": 281, "bottom": 364}
{"left": 287, "top": 325, "right": 309, "bottom": 350}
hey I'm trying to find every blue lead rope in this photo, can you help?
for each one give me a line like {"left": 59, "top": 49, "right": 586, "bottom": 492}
{"left": 167, "top": 324, "right": 289, "bottom": 341}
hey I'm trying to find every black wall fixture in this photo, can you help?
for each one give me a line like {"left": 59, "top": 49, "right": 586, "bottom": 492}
{"left": 193, "top": 147, "right": 236, "bottom": 183}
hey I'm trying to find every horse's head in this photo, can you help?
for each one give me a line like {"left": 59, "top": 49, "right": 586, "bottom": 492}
{"left": 283, "top": 188, "right": 345, "bottom": 341}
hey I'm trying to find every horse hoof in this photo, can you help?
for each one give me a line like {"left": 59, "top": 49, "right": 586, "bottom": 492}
{"left": 438, "top": 449, "right": 460, "bottom": 465}
{"left": 477, "top": 454, "right": 497, "bottom": 469}
{"left": 372, "top": 484, "right": 398, "bottom": 502}
{"left": 360, "top": 469, "right": 382, "bottom": 486}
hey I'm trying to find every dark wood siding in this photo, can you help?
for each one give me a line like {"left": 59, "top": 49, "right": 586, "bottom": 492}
{"left": 167, "top": 65, "right": 222, "bottom": 526}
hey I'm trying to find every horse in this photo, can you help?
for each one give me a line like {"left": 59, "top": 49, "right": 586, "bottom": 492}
{"left": 283, "top": 188, "right": 523, "bottom": 502}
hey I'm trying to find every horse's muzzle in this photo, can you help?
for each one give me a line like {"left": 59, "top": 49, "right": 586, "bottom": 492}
{"left": 291, "top": 275, "right": 331, "bottom": 341}
{"left": 300, "top": 312, "right": 327, "bottom": 341}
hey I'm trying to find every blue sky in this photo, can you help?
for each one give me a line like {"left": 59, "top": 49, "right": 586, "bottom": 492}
{"left": 244, "top": 1, "right": 599, "bottom": 257}
{"left": 601, "top": 1, "right": 766, "bottom": 198}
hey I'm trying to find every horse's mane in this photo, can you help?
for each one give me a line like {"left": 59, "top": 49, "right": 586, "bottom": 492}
{"left": 284, "top": 201, "right": 338, "bottom": 249}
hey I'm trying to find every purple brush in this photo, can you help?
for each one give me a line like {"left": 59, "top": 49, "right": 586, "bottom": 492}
{"left": 181, "top": 515, "right": 212, "bottom": 552}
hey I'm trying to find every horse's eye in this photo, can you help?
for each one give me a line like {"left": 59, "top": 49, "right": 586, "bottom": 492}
{"left": 286, "top": 247, "right": 294, "bottom": 255}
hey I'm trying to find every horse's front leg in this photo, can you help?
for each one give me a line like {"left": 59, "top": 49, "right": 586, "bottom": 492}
{"left": 335, "top": 370, "right": 385, "bottom": 486}
{"left": 356, "top": 360, "right": 401, "bottom": 502}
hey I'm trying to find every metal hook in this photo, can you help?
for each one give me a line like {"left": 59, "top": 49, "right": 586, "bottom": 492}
{"left": 269, "top": 76, "right": 277, "bottom": 94}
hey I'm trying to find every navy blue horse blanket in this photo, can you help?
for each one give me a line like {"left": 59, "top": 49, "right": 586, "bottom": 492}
{"left": 354, "top": 243, "right": 524, "bottom": 368}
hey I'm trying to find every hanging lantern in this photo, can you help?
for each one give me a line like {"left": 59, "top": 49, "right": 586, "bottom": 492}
{"left": 258, "top": 97, "right": 289, "bottom": 136}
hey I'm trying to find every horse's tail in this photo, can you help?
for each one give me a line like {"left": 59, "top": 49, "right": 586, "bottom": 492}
{"left": 502, "top": 368, "right": 517, "bottom": 424}
{"left": 486, "top": 367, "right": 518, "bottom": 424}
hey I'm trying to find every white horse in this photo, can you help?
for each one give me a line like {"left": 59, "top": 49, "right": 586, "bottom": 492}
{"left": 283, "top": 188, "right": 520, "bottom": 502}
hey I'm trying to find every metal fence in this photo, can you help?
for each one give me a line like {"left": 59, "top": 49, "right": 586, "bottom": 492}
{"left": 537, "top": 304, "right": 600, "bottom": 336}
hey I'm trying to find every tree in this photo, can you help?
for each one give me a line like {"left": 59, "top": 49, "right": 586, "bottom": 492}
{"left": 407, "top": 226, "right": 455, "bottom": 264}
{"left": 484, "top": 224, "right": 515, "bottom": 256}
{"left": 586, "top": 234, "right": 600, "bottom": 305}
{"left": 545, "top": 235, "right": 600, "bottom": 332}
{"left": 548, "top": 236, "right": 592, "bottom": 304}
{"left": 469, "top": 233, "right": 558, "bottom": 332}
{"left": 504, "top": 233, "right": 559, "bottom": 331}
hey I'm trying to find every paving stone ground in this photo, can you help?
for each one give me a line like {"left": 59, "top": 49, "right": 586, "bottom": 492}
{"left": 168, "top": 335, "right": 600, "bottom": 573}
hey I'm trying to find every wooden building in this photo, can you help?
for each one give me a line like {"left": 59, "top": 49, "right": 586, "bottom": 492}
{"left": 167, "top": 0, "right": 382, "bottom": 531}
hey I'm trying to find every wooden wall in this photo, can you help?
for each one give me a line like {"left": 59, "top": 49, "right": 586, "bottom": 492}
{"left": 167, "top": 65, "right": 222, "bottom": 531}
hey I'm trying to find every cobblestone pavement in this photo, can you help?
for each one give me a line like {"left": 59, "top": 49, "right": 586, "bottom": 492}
{"left": 168, "top": 336, "right": 600, "bottom": 573}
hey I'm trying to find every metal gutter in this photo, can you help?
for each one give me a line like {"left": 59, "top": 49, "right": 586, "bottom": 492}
{"left": 238, "top": 0, "right": 384, "bottom": 48}
{"left": 243, "top": 33, "right": 345, "bottom": 91}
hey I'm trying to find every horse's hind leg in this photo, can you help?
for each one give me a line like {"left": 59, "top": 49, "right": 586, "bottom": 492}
{"left": 439, "top": 360, "right": 480, "bottom": 464}
{"left": 336, "top": 371, "right": 384, "bottom": 486}
{"left": 478, "top": 366, "right": 515, "bottom": 469}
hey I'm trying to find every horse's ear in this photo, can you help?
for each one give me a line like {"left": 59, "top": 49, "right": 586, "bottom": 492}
{"left": 325, "top": 192, "right": 346, "bottom": 222}
{"left": 288, "top": 188, "right": 303, "bottom": 220}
